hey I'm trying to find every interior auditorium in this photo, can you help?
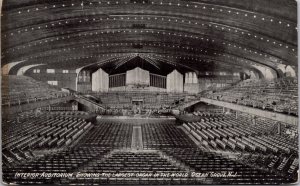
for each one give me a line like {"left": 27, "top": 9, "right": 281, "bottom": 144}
{"left": 1, "top": 0, "right": 298, "bottom": 185}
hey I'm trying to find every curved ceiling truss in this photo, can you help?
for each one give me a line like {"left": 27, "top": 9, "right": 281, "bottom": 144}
{"left": 1, "top": 0, "right": 297, "bottom": 76}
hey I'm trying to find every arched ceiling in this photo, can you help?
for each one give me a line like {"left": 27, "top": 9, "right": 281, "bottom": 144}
{"left": 1, "top": 0, "right": 297, "bottom": 76}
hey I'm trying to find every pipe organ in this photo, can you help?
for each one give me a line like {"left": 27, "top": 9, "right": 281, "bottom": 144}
{"left": 150, "top": 74, "right": 166, "bottom": 89}
{"left": 78, "top": 70, "right": 90, "bottom": 83}
{"left": 91, "top": 67, "right": 185, "bottom": 92}
{"left": 109, "top": 73, "right": 126, "bottom": 88}
{"left": 126, "top": 67, "right": 150, "bottom": 86}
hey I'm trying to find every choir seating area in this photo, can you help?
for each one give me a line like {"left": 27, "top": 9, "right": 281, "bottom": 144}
{"left": 92, "top": 92, "right": 190, "bottom": 107}
{"left": 102, "top": 104, "right": 171, "bottom": 110}
{"left": 205, "top": 77, "right": 298, "bottom": 115}
{"left": 86, "top": 91, "right": 194, "bottom": 116}
{"left": 1, "top": 75, "right": 70, "bottom": 107}
{"left": 2, "top": 116, "right": 298, "bottom": 185}
{"left": 47, "top": 111, "right": 89, "bottom": 117}
{"left": 96, "top": 107, "right": 172, "bottom": 117}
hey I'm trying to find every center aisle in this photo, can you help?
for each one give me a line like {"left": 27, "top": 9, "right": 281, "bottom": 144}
{"left": 131, "top": 126, "right": 143, "bottom": 150}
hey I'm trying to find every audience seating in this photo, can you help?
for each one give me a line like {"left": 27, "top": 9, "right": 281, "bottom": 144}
{"left": 2, "top": 112, "right": 93, "bottom": 169}
{"left": 182, "top": 113, "right": 298, "bottom": 179}
{"left": 3, "top": 117, "right": 297, "bottom": 184}
{"left": 2, "top": 75, "right": 70, "bottom": 107}
{"left": 204, "top": 77, "right": 298, "bottom": 115}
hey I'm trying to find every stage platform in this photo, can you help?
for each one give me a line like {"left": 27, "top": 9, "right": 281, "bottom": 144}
{"left": 96, "top": 115, "right": 176, "bottom": 124}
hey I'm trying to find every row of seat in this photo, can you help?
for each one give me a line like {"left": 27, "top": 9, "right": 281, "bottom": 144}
{"left": 3, "top": 118, "right": 298, "bottom": 184}
{"left": 139, "top": 122, "right": 295, "bottom": 184}
{"left": 2, "top": 113, "right": 93, "bottom": 168}
{"left": 3, "top": 119, "right": 134, "bottom": 184}
{"left": 80, "top": 122, "right": 133, "bottom": 148}
{"left": 2, "top": 75, "right": 70, "bottom": 107}
{"left": 76, "top": 151, "right": 183, "bottom": 175}
{"left": 182, "top": 115, "right": 298, "bottom": 176}
{"left": 205, "top": 77, "right": 298, "bottom": 115}
{"left": 48, "top": 111, "right": 88, "bottom": 116}
{"left": 142, "top": 123, "right": 195, "bottom": 149}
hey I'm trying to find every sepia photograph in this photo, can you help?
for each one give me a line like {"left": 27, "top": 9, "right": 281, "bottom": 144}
{"left": 1, "top": 0, "right": 298, "bottom": 185}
